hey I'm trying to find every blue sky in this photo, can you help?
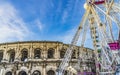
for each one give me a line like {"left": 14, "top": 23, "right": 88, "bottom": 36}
{"left": 0, "top": 0, "right": 95, "bottom": 48}
{"left": 0, "top": 0, "right": 119, "bottom": 49}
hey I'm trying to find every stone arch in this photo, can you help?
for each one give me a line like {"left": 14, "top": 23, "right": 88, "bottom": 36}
{"left": 64, "top": 70, "right": 68, "bottom": 75}
{"left": 60, "top": 49, "right": 66, "bottom": 58}
{"left": 47, "top": 48, "right": 54, "bottom": 58}
{"left": 46, "top": 66, "right": 57, "bottom": 72}
{"left": 32, "top": 70, "right": 41, "bottom": 75}
{"left": 0, "top": 50, "right": 3, "bottom": 62}
{"left": 8, "top": 49, "right": 15, "bottom": 62}
{"left": 34, "top": 48, "right": 41, "bottom": 59}
{"left": 21, "top": 48, "right": 28, "bottom": 62}
{"left": 5, "top": 71, "right": 12, "bottom": 75}
{"left": 18, "top": 71, "right": 27, "bottom": 75}
{"left": 31, "top": 67, "right": 42, "bottom": 75}
{"left": 47, "top": 70, "right": 55, "bottom": 75}
{"left": 20, "top": 66, "right": 28, "bottom": 72}
{"left": 72, "top": 50, "right": 76, "bottom": 59}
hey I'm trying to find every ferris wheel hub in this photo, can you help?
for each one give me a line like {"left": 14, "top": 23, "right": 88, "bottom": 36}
{"left": 84, "top": 3, "right": 89, "bottom": 10}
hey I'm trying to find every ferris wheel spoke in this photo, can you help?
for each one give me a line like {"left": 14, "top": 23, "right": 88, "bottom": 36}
{"left": 112, "top": 5, "right": 120, "bottom": 13}
{"left": 57, "top": 0, "right": 120, "bottom": 75}
{"left": 103, "top": 2, "right": 116, "bottom": 42}
{"left": 90, "top": 5, "right": 117, "bottom": 69}
{"left": 57, "top": 9, "right": 90, "bottom": 75}
{"left": 73, "top": 18, "right": 90, "bottom": 72}
{"left": 89, "top": 6, "right": 115, "bottom": 74}
{"left": 113, "top": 3, "right": 120, "bottom": 9}
{"left": 105, "top": 16, "right": 114, "bottom": 42}
{"left": 110, "top": 13, "right": 120, "bottom": 29}
{"left": 103, "top": 0, "right": 114, "bottom": 15}
{"left": 101, "top": 45, "right": 113, "bottom": 64}
{"left": 93, "top": 4, "right": 120, "bottom": 30}
{"left": 91, "top": 6, "right": 112, "bottom": 43}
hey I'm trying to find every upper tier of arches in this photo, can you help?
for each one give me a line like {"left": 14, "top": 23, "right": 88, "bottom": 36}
{"left": 0, "top": 41, "right": 94, "bottom": 63}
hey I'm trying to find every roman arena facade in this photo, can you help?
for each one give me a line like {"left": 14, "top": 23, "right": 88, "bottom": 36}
{"left": 0, "top": 41, "right": 96, "bottom": 75}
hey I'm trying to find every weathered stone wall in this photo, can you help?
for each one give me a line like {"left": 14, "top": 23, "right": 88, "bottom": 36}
{"left": 0, "top": 41, "right": 95, "bottom": 75}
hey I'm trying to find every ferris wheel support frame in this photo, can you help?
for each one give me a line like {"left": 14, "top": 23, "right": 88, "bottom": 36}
{"left": 56, "top": 0, "right": 120, "bottom": 75}
{"left": 56, "top": 9, "right": 90, "bottom": 75}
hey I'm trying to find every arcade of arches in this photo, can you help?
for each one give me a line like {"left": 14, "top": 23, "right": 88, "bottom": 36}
{"left": 0, "top": 41, "right": 96, "bottom": 75}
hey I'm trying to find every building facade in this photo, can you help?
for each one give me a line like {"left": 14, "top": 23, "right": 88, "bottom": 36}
{"left": 0, "top": 41, "right": 96, "bottom": 75}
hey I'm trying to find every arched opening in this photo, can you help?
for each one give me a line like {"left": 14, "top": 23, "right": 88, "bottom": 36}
{"left": 9, "top": 50, "right": 15, "bottom": 62}
{"left": 64, "top": 70, "right": 68, "bottom": 75}
{"left": 5, "top": 71, "right": 12, "bottom": 75}
{"left": 47, "top": 70, "right": 55, "bottom": 75}
{"left": 18, "top": 71, "right": 27, "bottom": 75}
{"left": 21, "top": 48, "right": 28, "bottom": 62}
{"left": 73, "top": 74, "right": 76, "bottom": 75}
{"left": 34, "top": 48, "right": 41, "bottom": 59}
{"left": 72, "top": 50, "right": 76, "bottom": 59}
{"left": 47, "top": 48, "right": 54, "bottom": 58}
{"left": 60, "top": 50, "right": 65, "bottom": 58}
{"left": 0, "top": 51, "right": 3, "bottom": 62}
{"left": 32, "top": 70, "right": 41, "bottom": 75}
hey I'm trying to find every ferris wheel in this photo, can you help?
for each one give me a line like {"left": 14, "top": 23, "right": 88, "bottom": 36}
{"left": 56, "top": 0, "right": 120, "bottom": 75}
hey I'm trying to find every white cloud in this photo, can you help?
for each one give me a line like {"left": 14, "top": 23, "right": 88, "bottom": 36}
{"left": 0, "top": 2, "right": 31, "bottom": 42}
{"left": 34, "top": 19, "right": 44, "bottom": 31}
{"left": 62, "top": 11, "right": 68, "bottom": 23}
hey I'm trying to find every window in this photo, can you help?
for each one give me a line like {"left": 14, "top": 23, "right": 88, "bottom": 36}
{"left": 34, "top": 48, "right": 41, "bottom": 59}
{"left": 47, "top": 70, "right": 55, "bottom": 75}
{"left": 48, "top": 48, "right": 54, "bottom": 58}
{"left": 0, "top": 51, "right": 3, "bottom": 62}
{"left": 9, "top": 50, "right": 15, "bottom": 62}
{"left": 5, "top": 71, "right": 12, "bottom": 75}
{"left": 21, "top": 48, "right": 28, "bottom": 62}
{"left": 19, "top": 71, "right": 27, "bottom": 75}
{"left": 60, "top": 50, "right": 65, "bottom": 58}
{"left": 32, "top": 70, "right": 41, "bottom": 75}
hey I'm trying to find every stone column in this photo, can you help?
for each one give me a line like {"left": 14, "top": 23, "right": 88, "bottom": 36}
{"left": 55, "top": 46, "right": 58, "bottom": 59}
{"left": 29, "top": 43, "right": 33, "bottom": 59}
{"left": 56, "top": 43, "right": 60, "bottom": 59}
{"left": 3, "top": 50, "right": 7, "bottom": 61}
{"left": 2, "top": 44, "right": 8, "bottom": 62}
{"left": 44, "top": 44, "right": 47, "bottom": 59}
{"left": 43, "top": 67, "right": 46, "bottom": 75}
{"left": 15, "top": 43, "right": 20, "bottom": 61}
{"left": 42, "top": 63, "right": 46, "bottom": 75}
